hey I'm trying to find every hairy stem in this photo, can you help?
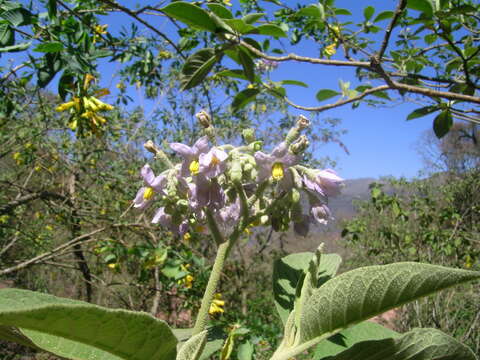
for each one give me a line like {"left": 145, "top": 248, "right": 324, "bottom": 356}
{"left": 192, "top": 239, "right": 232, "bottom": 335}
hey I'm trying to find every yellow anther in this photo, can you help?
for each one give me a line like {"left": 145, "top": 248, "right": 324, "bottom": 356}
{"left": 272, "top": 162, "right": 284, "bottom": 180}
{"left": 143, "top": 187, "right": 155, "bottom": 200}
{"left": 189, "top": 160, "right": 200, "bottom": 175}
{"left": 210, "top": 154, "right": 220, "bottom": 166}
{"left": 183, "top": 233, "right": 191, "bottom": 242}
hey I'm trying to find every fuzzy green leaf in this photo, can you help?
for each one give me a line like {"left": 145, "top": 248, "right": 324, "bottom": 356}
{"left": 321, "top": 328, "right": 476, "bottom": 360}
{"left": 160, "top": 2, "right": 217, "bottom": 32}
{"left": 300, "top": 263, "right": 479, "bottom": 343}
{"left": 177, "top": 330, "right": 207, "bottom": 360}
{"left": 314, "top": 322, "right": 398, "bottom": 360}
{"left": 272, "top": 263, "right": 480, "bottom": 360}
{"left": 238, "top": 47, "right": 255, "bottom": 83}
{"left": 0, "top": 288, "right": 177, "bottom": 360}
{"left": 280, "top": 80, "right": 308, "bottom": 87}
{"left": 273, "top": 252, "right": 341, "bottom": 325}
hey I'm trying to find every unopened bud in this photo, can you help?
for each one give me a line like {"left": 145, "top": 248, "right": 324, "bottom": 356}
{"left": 196, "top": 110, "right": 211, "bottom": 128}
{"left": 144, "top": 140, "right": 160, "bottom": 155}
{"left": 289, "top": 135, "right": 309, "bottom": 154}
{"left": 242, "top": 128, "right": 256, "bottom": 144}
{"left": 296, "top": 115, "right": 310, "bottom": 130}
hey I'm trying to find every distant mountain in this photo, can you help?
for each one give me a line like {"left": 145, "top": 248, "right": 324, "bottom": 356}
{"left": 328, "top": 178, "right": 376, "bottom": 221}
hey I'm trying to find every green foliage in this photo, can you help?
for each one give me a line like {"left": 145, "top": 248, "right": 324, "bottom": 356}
{"left": 342, "top": 172, "right": 480, "bottom": 352}
{"left": 319, "top": 328, "right": 476, "bottom": 360}
{"left": 313, "top": 321, "right": 398, "bottom": 359}
{"left": 0, "top": 289, "right": 177, "bottom": 360}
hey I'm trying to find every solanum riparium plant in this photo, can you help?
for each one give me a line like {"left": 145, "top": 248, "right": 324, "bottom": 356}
{"left": 0, "top": 112, "right": 479, "bottom": 360}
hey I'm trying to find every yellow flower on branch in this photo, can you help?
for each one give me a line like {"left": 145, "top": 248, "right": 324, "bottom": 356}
{"left": 209, "top": 293, "right": 225, "bottom": 315}
{"left": 324, "top": 43, "right": 337, "bottom": 57}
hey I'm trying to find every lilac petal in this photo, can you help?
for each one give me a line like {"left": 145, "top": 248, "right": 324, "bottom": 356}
{"left": 304, "top": 176, "right": 326, "bottom": 198}
{"left": 141, "top": 164, "right": 155, "bottom": 185}
{"left": 210, "top": 180, "right": 225, "bottom": 208}
{"left": 194, "top": 175, "right": 210, "bottom": 207}
{"left": 281, "top": 153, "right": 299, "bottom": 167}
{"left": 316, "top": 169, "right": 344, "bottom": 197}
{"left": 311, "top": 204, "right": 331, "bottom": 225}
{"left": 152, "top": 207, "right": 170, "bottom": 225}
{"left": 254, "top": 151, "right": 273, "bottom": 181}
{"left": 150, "top": 175, "right": 166, "bottom": 192}
{"left": 279, "top": 170, "right": 294, "bottom": 191}
{"left": 271, "top": 142, "right": 288, "bottom": 158}
{"left": 199, "top": 148, "right": 228, "bottom": 179}
{"left": 133, "top": 187, "right": 146, "bottom": 207}
{"left": 170, "top": 142, "right": 194, "bottom": 159}
{"left": 192, "top": 136, "right": 209, "bottom": 154}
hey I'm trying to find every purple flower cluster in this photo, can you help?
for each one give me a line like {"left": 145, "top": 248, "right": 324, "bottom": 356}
{"left": 133, "top": 118, "right": 343, "bottom": 239}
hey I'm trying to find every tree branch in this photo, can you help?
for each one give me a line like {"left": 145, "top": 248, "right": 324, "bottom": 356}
{"left": 239, "top": 40, "right": 370, "bottom": 68}
{"left": 377, "top": 0, "right": 407, "bottom": 60}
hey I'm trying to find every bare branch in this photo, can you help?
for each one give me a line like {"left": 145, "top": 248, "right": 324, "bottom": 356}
{"left": 239, "top": 40, "right": 370, "bottom": 69}
{"left": 272, "top": 84, "right": 390, "bottom": 112}
{"left": 0, "top": 191, "right": 67, "bottom": 215}
{"left": 377, "top": 0, "right": 407, "bottom": 61}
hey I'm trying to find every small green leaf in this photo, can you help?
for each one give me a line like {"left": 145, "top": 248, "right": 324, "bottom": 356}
{"left": 0, "top": 289, "right": 177, "bottom": 360}
{"left": 0, "top": 7, "right": 34, "bottom": 26}
{"left": 242, "top": 38, "right": 262, "bottom": 53}
{"left": 297, "top": 4, "right": 325, "bottom": 20}
{"left": 334, "top": 8, "right": 352, "bottom": 16}
{"left": 406, "top": 105, "right": 439, "bottom": 120}
{"left": 180, "top": 48, "right": 223, "bottom": 90}
{"left": 250, "top": 24, "right": 287, "bottom": 38}
{"left": 363, "top": 6, "right": 375, "bottom": 21}
{"left": 314, "top": 322, "right": 398, "bottom": 360}
{"left": 238, "top": 47, "right": 255, "bottom": 83}
{"left": 207, "top": 4, "right": 233, "bottom": 19}
{"left": 47, "top": 0, "right": 57, "bottom": 19}
{"left": 232, "top": 88, "right": 260, "bottom": 111}
{"left": 280, "top": 80, "right": 308, "bottom": 88}
{"left": 433, "top": 110, "right": 453, "bottom": 138}
{"left": 242, "top": 13, "right": 264, "bottom": 24}
{"left": 58, "top": 72, "right": 75, "bottom": 101}
{"left": 37, "top": 52, "right": 62, "bottom": 88}
{"left": 224, "top": 19, "right": 255, "bottom": 34}
{"left": 320, "top": 328, "right": 476, "bottom": 360}
{"left": 0, "top": 41, "right": 30, "bottom": 52}
{"left": 237, "top": 340, "right": 254, "bottom": 360}
{"left": 0, "top": 22, "right": 14, "bottom": 46}
{"left": 370, "top": 91, "right": 391, "bottom": 100}
{"left": 374, "top": 11, "right": 394, "bottom": 22}
{"left": 407, "top": 0, "right": 434, "bottom": 17}
{"left": 316, "top": 89, "right": 340, "bottom": 102}
{"left": 217, "top": 69, "right": 249, "bottom": 81}
{"left": 34, "top": 41, "right": 63, "bottom": 53}
{"left": 160, "top": 2, "right": 218, "bottom": 32}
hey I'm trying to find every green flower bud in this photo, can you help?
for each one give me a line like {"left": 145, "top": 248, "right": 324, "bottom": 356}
{"left": 242, "top": 128, "right": 256, "bottom": 144}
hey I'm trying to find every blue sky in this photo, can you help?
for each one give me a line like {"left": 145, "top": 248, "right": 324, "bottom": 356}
{"left": 1, "top": 0, "right": 438, "bottom": 180}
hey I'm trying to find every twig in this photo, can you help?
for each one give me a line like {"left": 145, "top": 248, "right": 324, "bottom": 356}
{"left": 377, "top": 0, "right": 407, "bottom": 61}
